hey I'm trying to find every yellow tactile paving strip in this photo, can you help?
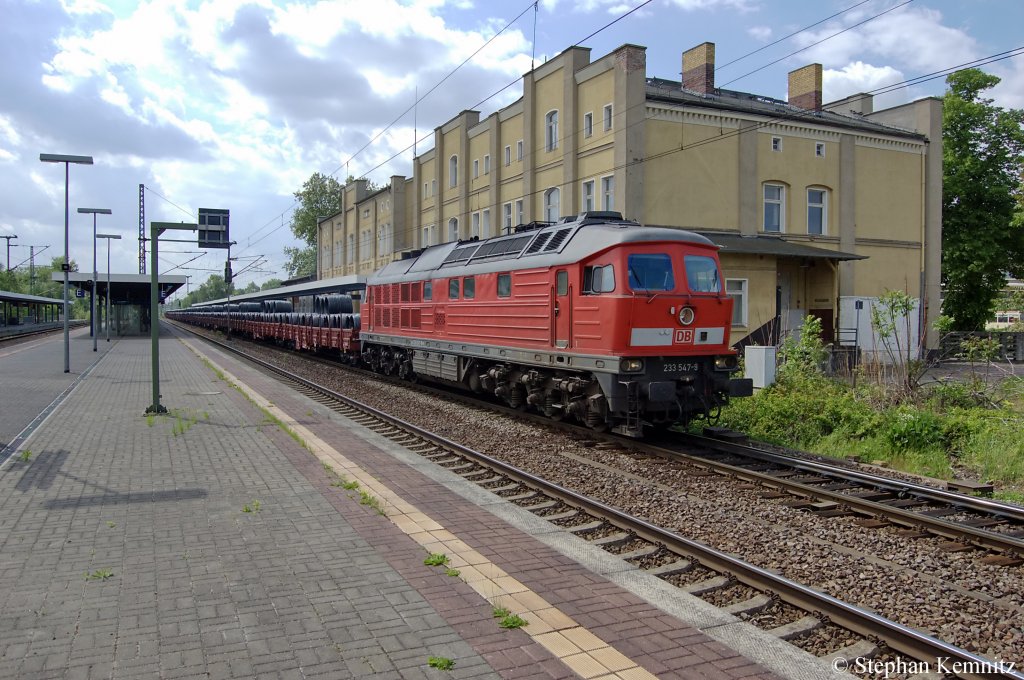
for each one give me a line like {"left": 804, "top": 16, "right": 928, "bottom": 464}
{"left": 185, "top": 339, "right": 658, "bottom": 680}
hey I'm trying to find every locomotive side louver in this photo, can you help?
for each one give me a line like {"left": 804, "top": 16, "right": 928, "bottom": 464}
{"left": 542, "top": 228, "right": 573, "bottom": 252}
{"left": 525, "top": 232, "right": 552, "bottom": 253}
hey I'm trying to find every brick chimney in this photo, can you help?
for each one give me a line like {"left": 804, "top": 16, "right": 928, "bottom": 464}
{"left": 788, "top": 63, "right": 823, "bottom": 111}
{"left": 682, "top": 42, "right": 715, "bottom": 95}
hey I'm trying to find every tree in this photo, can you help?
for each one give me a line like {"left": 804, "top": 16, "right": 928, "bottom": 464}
{"left": 285, "top": 172, "right": 344, "bottom": 279}
{"left": 260, "top": 278, "right": 283, "bottom": 291}
{"left": 942, "top": 69, "right": 1024, "bottom": 330}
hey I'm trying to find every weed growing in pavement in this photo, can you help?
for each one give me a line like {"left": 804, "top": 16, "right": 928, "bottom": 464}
{"left": 145, "top": 413, "right": 155, "bottom": 427}
{"left": 182, "top": 551, "right": 191, "bottom": 560}
{"left": 85, "top": 569, "right": 114, "bottom": 581}
{"left": 358, "top": 490, "right": 386, "bottom": 515}
{"left": 427, "top": 657, "right": 455, "bottom": 671}
{"left": 491, "top": 606, "right": 528, "bottom": 629}
{"left": 18, "top": 450, "right": 31, "bottom": 462}
{"left": 445, "top": 568, "right": 461, "bottom": 578}
{"left": 106, "top": 521, "right": 115, "bottom": 528}
{"left": 424, "top": 553, "right": 449, "bottom": 567}
{"left": 341, "top": 480, "right": 359, "bottom": 490}
{"left": 242, "top": 500, "right": 262, "bottom": 513}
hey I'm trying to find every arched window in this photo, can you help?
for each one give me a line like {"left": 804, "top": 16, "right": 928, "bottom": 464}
{"left": 544, "top": 188, "right": 560, "bottom": 222}
{"left": 448, "top": 217, "right": 459, "bottom": 242}
{"left": 448, "top": 155, "right": 458, "bottom": 188}
{"left": 545, "top": 110, "right": 558, "bottom": 152}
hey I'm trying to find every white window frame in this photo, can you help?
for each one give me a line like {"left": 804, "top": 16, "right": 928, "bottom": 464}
{"left": 483, "top": 154, "right": 490, "bottom": 175}
{"left": 448, "top": 155, "right": 458, "bottom": 188}
{"left": 603, "top": 104, "right": 613, "bottom": 131}
{"left": 502, "top": 202, "right": 513, "bottom": 230}
{"left": 516, "top": 139, "right": 523, "bottom": 161}
{"left": 544, "top": 187, "right": 560, "bottom": 222}
{"left": 726, "top": 279, "right": 748, "bottom": 327}
{"left": 815, "top": 142, "right": 825, "bottom": 158}
{"left": 545, "top": 110, "right": 559, "bottom": 152}
{"left": 763, "top": 183, "right": 785, "bottom": 233}
{"left": 448, "top": 217, "right": 459, "bottom": 242}
{"left": 771, "top": 136, "right": 782, "bottom": 152}
{"left": 504, "top": 145, "right": 511, "bottom": 166}
{"left": 807, "top": 187, "right": 828, "bottom": 235}
{"left": 471, "top": 212, "right": 480, "bottom": 239}
{"left": 601, "top": 175, "right": 614, "bottom": 211}
{"left": 482, "top": 208, "right": 490, "bottom": 237}
{"left": 583, "top": 112, "right": 593, "bottom": 138}
{"left": 581, "top": 179, "right": 595, "bottom": 213}
{"left": 514, "top": 198, "right": 524, "bottom": 225}
{"left": 472, "top": 158, "right": 479, "bottom": 178}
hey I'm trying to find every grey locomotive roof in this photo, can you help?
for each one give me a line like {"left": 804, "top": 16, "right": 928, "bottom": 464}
{"left": 367, "top": 214, "right": 717, "bottom": 285}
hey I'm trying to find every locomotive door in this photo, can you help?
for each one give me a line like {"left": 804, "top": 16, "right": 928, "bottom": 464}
{"left": 554, "top": 269, "right": 570, "bottom": 348}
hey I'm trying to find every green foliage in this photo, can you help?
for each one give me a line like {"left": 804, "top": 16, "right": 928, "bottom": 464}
{"left": 942, "top": 69, "right": 1024, "bottom": 330}
{"left": 777, "top": 315, "right": 827, "bottom": 378}
{"left": 424, "top": 553, "right": 449, "bottom": 567}
{"left": 445, "top": 568, "right": 461, "bottom": 578}
{"left": 283, "top": 245, "right": 316, "bottom": 279}
{"left": 290, "top": 172, "right": 344, "bottom": 247}
{"left": 260, "top": 278, "right": 283, "bottom": 291}
{"left": 18, "top": 449, "right": 31, "bottom": 462}
{"left": 242, "top": 500, "right": 261, "bottom": 513}
{"left": 496, "top": 612, "right": 528, "bottom": 629}
{"left": 85, "top": 569, "right": 114, "bottom": 581}
{"left": 884, "top": 407, "right": 943, "bottom": 451}
{"left": 427, "top": 656, "right": 455, "bottom": 671}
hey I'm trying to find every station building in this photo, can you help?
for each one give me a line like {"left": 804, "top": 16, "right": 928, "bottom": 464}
{"left": 317, "top": 41, "right": 941, "bottom": 352}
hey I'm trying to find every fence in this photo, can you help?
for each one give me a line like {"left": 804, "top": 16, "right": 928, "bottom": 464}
{"left": 939, "top": 332, "right": 1024, "bottom": 362}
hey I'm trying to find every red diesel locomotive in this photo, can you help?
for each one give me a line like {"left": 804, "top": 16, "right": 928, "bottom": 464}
{"left": 361, "top": 212, "right": 751, "bottom": 436}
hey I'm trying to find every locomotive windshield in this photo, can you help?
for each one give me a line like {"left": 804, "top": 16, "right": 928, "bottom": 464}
{"left": 628, "top": 253, "right": 675, "bottom": 292}
{"left": 684, "top": 255, "right": 721, "bottom": 293}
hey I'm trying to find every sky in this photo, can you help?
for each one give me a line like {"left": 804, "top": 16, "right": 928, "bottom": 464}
{"left": 1, "top": 0, "right": 1022, "bottom": 299}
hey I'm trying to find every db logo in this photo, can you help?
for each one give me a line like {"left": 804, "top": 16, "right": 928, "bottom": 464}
{"left": 674, "top": 329, "right": 694, "bottom": 344}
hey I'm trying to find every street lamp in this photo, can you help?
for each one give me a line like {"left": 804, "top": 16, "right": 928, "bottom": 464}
{"left": 97, "top": 233, "right": 121, "bottom": 342}
{"left": 40, "top": 153, "right": 94, "bottom": 373}
{"left": 78, "top": 207, "right": 111, "bottom": 352}
{"left": 147, "top": 221, "right": 197, "bottom": 415}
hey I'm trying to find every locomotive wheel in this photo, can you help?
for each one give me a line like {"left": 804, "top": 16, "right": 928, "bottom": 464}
{"left": 544, "top": 392, "right": 564, "bottom": 421}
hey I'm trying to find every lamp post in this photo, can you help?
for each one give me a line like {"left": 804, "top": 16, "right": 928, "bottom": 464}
{"left": 97, "top": 233, "right": 121, "bottom": 342}
{"left": 78, "top": 208, "right": 111, "bottom": 352}
{"left": 147, "top": 221, "right": 197, "bottom": 415}
{"left": 40, "top": 153, "right": 94, "bottom": 373}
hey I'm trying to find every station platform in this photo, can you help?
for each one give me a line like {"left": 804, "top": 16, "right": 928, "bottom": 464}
{"left": 0, "top": 324, "right": 842, "bottom": 679}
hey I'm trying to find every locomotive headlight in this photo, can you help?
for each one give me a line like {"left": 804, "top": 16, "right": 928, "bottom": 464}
{"left": 678, "top": 306, "right": 695, "bottom": 326}
{"left": 620, "top": 358, "right": 644, "bottom": 373}
{"left": 714, "top": 355, "right": 738, "bottom": 370}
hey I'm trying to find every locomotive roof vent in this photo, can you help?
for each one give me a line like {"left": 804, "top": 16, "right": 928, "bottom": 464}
{"left": 525, "top": 231, "right": 553, "bottom": 254}
{"left": 541, "top": 227, "right": 574, "bottom": 252}
{"left": 579, "top": 211, "right": 624, "bottom": 223}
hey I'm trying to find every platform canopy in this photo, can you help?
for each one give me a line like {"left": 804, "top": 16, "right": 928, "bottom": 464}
{"left": 51, "top": 272, "right": 187, "bottom": 305}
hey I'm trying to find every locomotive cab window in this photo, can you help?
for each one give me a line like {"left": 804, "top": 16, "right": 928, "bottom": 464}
{"left": 497, "top": 274, "right": 511, "bottom": 297}
{"left": 627, "top": 253, "right": 674, "bottom": 292}
{"left": 556, "top": 270, "right": 568, "bottom": 296}
{"left": 449, "top": 278, "right": 459, "bottom": 299}
{"left": 583, "top": 264, "right": 615, "bottom": 294}
{"left": 423, "top": 281, "right": 432, "bottom": 301}
{"left": 684, "top": 255, "right": 721, "bottom": 293}
{"left": 463, "top": 277, "right": 475, "bottom": 299}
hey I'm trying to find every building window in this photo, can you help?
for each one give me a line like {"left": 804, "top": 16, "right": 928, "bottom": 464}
{"left": 583, "top": 112, "right": 593, "bottom": 138}
{"left": 601, "top": 176, "right": 614, "bottom": 210}
{"left": 815, "top": 142, "right": 825, "bottom": 158}
{"left": 503, "top": 202, "right": 512, "bottom": 230}
{"left": 726, "top": 279, "right": 748, "bottom": 326}
{"left": 448, "top": 155, "right": 458, "bottom": 188}
{"left": 582, "top": 180, "right": 595, "bottom": 213}
{"left": 545, "top": 110, "right": 558, "bottom": 152}
{"left": 423, "top": 181, "right": 429, "bottom": 197}
{"left": 497, "top": 273, "right": 511, "bottom": 297}
{"left": 422, "top": 226, "right": 430, "bottom": 247}
{"left": 772, "top": 136, "right": 782, "bottom": 152}
{"left": 472, "top": 159, "right": 479, "bottom": 178}
{"left": 603, "top": 104, "right": 613, "bottom": 131}
{"left": 347, "top": 234, "right": 355, "bottom": 264}
{"left": 544, "top": 187, "right": 560, "bottom": 222}
{"left": 515, "top": 198, "right": 524, "bottom": 225}
{"left": 483, "top": 154, "right": 490, "bottom": 174}
{"left": 471, "top": 212, "right": 480, "bottom": 239}
{"left": 482, "top": 209, "right": 490, "bottom": 238}
{"left": 807, "top": 188, "right": 828, "bottom": 235}
{"left": 504, "top": 145, "right": 511, "bottom": 166}
{"left": 763, "top": 183, "right": 785, "bottom": 232}
{"left": 431, "top": 178, "right": 437, "bottom": 196}
{"left": 448, "top": 217, "right": 459, "bottom": 241}
{"left": 516, "top": 139, "right": 523, "bottom": 161}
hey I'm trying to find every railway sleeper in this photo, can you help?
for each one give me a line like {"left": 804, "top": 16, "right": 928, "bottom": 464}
{"left": 588, "top": 532, "right": 632, "bottom": 547}
{"left": 647, "top": 559, "right": 693, "bottom": 577}
{"left": 683, "top": 575, "right": 731, "bottom": 595}
{"left": 566, "top": 520, "right": 605, "bottom": 533}
{"left": 521, "top": 499, "right": 558, "bottom": 512}
{"left": 768, "top": 615, "right": 824, "bottom": 641}
{"left": 544, "top": 509, "right": 581, "bottom": 522}
{"left": 616, "top": 544, "right": 661, "bottom": 561}
{"left": 825, "top": 640, "right": 880, "bottom": 668}
{"left": 722, "top": 594, "right": 773, "bottom": 616}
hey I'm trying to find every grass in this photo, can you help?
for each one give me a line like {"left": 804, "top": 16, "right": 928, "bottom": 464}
{"left": 242, "top": 500, "right": 262, "bottom": 513}
{"left": 18, "top": 449, "right": 31, "bottom": 462}
{"left": 85, "top": 569, "right": 114, "bottom": 581}
{"left": 358, "top": 490, "right": 386, "bottom": 515}
{"left": 445, "top": 568, "right": 461, "bottom": 578}
{"left": 427, "top": 656, "right": 455, "bottom": 671}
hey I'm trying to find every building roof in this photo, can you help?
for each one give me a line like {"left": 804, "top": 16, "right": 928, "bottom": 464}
{"left": 193, "top": 274, "right": 366, "bottom": 307}
{"left": 645, "top": 78, "right": 926, "bottom": 141}
{"left": 697, "top": 232, "right": 866, "bottom": 261}
{"left": 0, "top": 290, "right": 65, "bottom": 305}
{"left": 50, "top": 272, "right": 188, "bottom": 305}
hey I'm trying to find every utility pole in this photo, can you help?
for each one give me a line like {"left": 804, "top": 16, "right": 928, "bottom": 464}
{"left": 1, "top": 234, "right": 16, "bottom": 271}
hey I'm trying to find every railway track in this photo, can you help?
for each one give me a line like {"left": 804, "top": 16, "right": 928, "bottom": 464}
{"left": 174, "top": 322, "right": 1024, "bottom": 679}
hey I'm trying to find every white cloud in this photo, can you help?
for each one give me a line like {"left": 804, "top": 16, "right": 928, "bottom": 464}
{"left": 823, "top": 61, "right": 905, "bottom": 105}
{"left": 747, "top": 25, "right": 772, "bottom": 42}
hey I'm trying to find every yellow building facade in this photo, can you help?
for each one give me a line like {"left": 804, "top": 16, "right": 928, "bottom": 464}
{"left": 318, "top": 42, "right": 942, "bottom": 351}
